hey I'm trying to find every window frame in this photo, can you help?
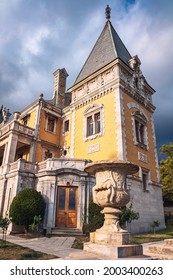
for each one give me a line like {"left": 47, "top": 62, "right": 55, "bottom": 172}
{"left": 21, "top": 114, "right": 30, "bottom": 126}
{"left": 84, "top": 104, "right": 103, "bottom": 141}
{"left": 132, "top": 111, "right": 148, "bottom": 149}
{"left": 63, "top": 119, "right": 70, "bottom": 134}
{"left": 141, "top": 168, "right": 150, "bottom": 192}
{"left": 46, "top": 114, "right": 57, "bottom": 134}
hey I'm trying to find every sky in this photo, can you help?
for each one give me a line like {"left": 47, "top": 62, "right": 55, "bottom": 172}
{"left": 0, "top": 0, "right": 173, "bottom": 158}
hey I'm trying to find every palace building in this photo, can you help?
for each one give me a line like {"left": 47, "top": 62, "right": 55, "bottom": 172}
{"left": 0, "top": 6, "right": 165, "bottom": 233}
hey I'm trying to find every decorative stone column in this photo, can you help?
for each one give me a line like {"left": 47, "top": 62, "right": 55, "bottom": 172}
{"left": 84, "top": 160, "right": 143, "bottom": 259}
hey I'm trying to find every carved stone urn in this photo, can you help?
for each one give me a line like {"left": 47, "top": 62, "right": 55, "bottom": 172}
{"left": 84, "top": 160, "right": 139, "bottom": 246}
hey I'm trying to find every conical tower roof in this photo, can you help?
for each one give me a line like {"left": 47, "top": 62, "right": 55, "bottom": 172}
{"left": 74, "top": 11, "right": 131, "bottom": 85}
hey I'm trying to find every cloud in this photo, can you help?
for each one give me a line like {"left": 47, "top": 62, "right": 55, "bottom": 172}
{"left": 0, "top": 0, "right": 172, "bottom": 155}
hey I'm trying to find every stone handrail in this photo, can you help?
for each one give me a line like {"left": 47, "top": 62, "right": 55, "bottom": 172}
{"left": 8, "top": 159, "right": 36, "bottom": 172}
{"left": 38, "top": 158, "right": 90, "bottom": 172}
{"left": 0, "top": 159, "right": 37, "bottom": 175}
{"left": 0, "top": 120, "right": 35, "bottom": 138}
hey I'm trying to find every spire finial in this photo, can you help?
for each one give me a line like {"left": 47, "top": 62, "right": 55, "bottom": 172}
{"left": 105, "top": 5, "right": 111, "bottom": 21}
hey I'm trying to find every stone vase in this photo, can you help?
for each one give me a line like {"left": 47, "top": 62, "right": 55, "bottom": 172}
{"left": 84, "top": 160, "right": 139, "bottom": 246}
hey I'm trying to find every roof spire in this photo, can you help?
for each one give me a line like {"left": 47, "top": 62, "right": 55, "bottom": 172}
{"left": 105, "top": 5, "right": 111, "bottom": 21}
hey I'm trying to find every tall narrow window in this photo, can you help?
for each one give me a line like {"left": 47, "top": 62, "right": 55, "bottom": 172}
{"left": 142, "top": 169, "right": 149, "bottom": 191}
{"left": 87, "top": 116, "right": 94, "bottom": 136}
{"left": 86, "top": 112, "right": 101, "bottom": 137}
{"left": 46, "top": 115, "right": 56, "bottom": 133}
{"left": 64, "top": 120, "right": 70, "bottom": 133}
{"left": 84, "top": 103, "right": 103, "bottom": 140}
{"left": 95, "top": 112, "right": 100, "bottom": 134}
{"left": 133, "top": 111, "right": 147, "bottom": 148}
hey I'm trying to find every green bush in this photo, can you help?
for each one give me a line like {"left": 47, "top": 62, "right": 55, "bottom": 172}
{"left": 120, "top": 203, "right": 139, "bottom": 225}
{"left": 88, "top": 198, "right": 104, "bottom": 232}
{"left": 9, "top": 188, "right": 45, "bottom": 231}
{"left": 88, "top": 200, "right": 139, "bottom": 233}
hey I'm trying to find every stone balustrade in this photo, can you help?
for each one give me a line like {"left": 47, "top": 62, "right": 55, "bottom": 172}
{"left": 0, "top": 120, "right": 35, "bottom": 138}
{"left": 38, "top": 158, "right": 90, "bottom": 172}
{"left": 1, "top": 158, "right": 90, "bottom": 175}
{"left": 0, "top": 159, "right": 37, "bottom": 175}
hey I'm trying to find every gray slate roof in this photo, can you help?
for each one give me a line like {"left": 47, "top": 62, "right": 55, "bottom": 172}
{"left": 74, "top": 20, "right": 132, "bottom": 85}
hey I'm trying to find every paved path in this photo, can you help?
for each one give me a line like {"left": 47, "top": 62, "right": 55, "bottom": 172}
{"left": 0, "top": 233, "right": 166, "bottom": 260}
{"left": 0, "top": 234, "right": 82, "bottom": 258}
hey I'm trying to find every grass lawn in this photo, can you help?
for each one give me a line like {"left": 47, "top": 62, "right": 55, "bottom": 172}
{"left": 131, "top": 225, "right": 173, "bottom": 244}
{"left": 73, "top": 225, "right": 173, "bottom": 249}
{"left": 1, "top": 225, "right": 173, "bottom": 259}
{"left": 0, "top": 239, "right": 57, "bottom": 260}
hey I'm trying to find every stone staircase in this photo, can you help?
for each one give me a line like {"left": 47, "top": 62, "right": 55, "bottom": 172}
{"left": 146, "top": 239, "right": 173, "bottom": 260}
{"left": 50, "top": 228, "right": 84, "bottom": 237}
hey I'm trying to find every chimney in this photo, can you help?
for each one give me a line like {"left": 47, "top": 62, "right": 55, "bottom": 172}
{"left": 53, "top": 68, "right": 68, "bottom": 106}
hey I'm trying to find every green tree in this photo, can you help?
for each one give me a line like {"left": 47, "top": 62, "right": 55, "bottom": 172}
{"left": 119, "top": 203, "right": 139, "bottom": 232}
{"left": 160, "top": 143, "right": 173, "bottom": 202}
{"left": 151, "top": 220, "right": 160, "bottom": 234}
{"left": 9, "top": 188, "right": 45, "bottom": 231}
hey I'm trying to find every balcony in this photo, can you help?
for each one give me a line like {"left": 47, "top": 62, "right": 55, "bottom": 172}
{"left": 0, "top": 120, "right": 35, "bottom": 139}
{"left": 38, "top": 157, "right": 91, "bottom": 172}
{"left": 0, "top": 159, "right": 37, "bottom": 175}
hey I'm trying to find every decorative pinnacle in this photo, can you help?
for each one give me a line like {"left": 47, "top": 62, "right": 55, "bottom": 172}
{"left": 105, "top": 5, "right": 111, "bottom": 21}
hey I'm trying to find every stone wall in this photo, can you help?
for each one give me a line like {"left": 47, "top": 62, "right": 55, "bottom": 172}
{"left": 127, "top": 176, "right": 165, "bottom": 233}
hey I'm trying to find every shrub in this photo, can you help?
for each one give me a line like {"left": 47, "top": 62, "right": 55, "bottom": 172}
{"left": 88, "top": 197, "right": 104, "bottom": 232}
{"left": 9, "top": 188, "right": 45, "bottom": 231}
{"left": 119, "top": 203, "right": 139, "bottom": 232}
{"left": 151, "top": 220, "right": 160, "bottom": 234}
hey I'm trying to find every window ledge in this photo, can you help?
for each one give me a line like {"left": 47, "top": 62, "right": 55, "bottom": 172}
{"left": 85, "top": 132, "right": 103, "bottom": 142}
{"left": 45, "top": 129, "right": 56, "bottom": 134}
{"left": 135, "top": 142, "right": 148, "bottom": 150}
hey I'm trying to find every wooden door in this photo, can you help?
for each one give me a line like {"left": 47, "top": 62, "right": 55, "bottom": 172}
{"left": 56, "top": 186, "right": 78, "bottom": 228}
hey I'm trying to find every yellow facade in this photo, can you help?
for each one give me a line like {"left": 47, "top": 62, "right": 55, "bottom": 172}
{"left": 64, "top": 90, "right": 119, "bottom": 161}
{"left": 123, "top": 92, "right": 158, "bottom": 182}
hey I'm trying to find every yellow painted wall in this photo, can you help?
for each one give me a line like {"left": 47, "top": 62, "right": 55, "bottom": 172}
{"left": 36, "top": 109, "right": 62, "bottom": 162}
{"left": 28, "top": 110, "right": 36, "bottom": 128}
{"left": 61, "top": 114, "right": 72, "bottom": 149}
{"left": 123, "top": 92, "right": 158, "bottom": 182}
{"left": 19, "top": 108, "right": 37, "bottom": 128}
{"left": 65, "top": 91, "right": 119, "bottom": 161}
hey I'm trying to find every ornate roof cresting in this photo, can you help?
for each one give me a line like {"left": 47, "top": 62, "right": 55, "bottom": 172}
{"left": 105, "top": 5, "right": 111, "bottom": 21}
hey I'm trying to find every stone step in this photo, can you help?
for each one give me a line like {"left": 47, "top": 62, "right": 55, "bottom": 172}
{"left": 145, "top": 251, "right": 173, "bottom": 260}
{"left": 60, "top": 251, "right": 154, "bottom": 260}
{"left": 51, "top": 228, "right": 84, "bottom": 236}
{"left": 148, "top": 244, "right": 173, "bottom": 256}
{"left": 164, "top": 239, "right": 173, "bottom": 246}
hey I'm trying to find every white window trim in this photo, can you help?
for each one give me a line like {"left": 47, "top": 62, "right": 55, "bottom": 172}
{"left": 63, "top": 118, "right": 70, "bottom": 135}
{"left": 132, "top": 110, "right": 149, "bottom": 150}
{"left": 83, "top": 103, "right": 104, "bottom": 141}
{"left": 139, "top": 167, "right": 150, "bottom": 192}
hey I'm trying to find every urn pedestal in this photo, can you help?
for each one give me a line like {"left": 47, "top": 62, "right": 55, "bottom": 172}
{"left": 84, "top": 160, "right": 143, "bottom": 259}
